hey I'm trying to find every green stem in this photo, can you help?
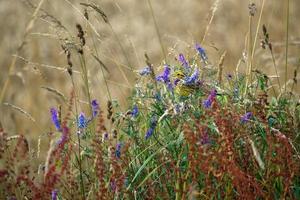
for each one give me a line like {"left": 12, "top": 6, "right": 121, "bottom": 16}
{"left": 70, "top": 77, "right": 86, "bottom": 199}
{"left": 79, "top": 54, "right": 93, "bottom": 116}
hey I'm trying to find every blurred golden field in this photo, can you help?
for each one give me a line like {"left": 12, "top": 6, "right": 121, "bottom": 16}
{"left": 0, "top": 0, "right": 299, "bottom": 142}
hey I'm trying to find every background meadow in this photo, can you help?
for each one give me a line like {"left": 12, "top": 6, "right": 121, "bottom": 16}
{"left": 0, "top": 0, "right": 300, "bottom": 199}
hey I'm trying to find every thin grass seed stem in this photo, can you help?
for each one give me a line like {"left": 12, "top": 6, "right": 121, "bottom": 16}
{"left": 270, "top": 50, "right": 281, "bottom": 93}
{"left": 79, "top": 55, "right": 93, "bottom": 116}
{"left": 147, "top": 0, "right": 167, "bottom": 63}
{"left": 245, "top": 14, "right": 253, "bottom": 97}
{"left": 0, "top": 0, "right": 46, "bottom": 103}
{"left": 90, "top": 29, "right": 112, "bottom": 101}
{"left": 285, "top": 0, "right": 290, "bottom": 94}
{"left": 108, "top": 23, "right": 133, "bottom": 74}
{"left": 201, "top": 0, "right": 220, "bottom": 45}
{"left": 70, "top": 78, "right": 86, "bottom": 199}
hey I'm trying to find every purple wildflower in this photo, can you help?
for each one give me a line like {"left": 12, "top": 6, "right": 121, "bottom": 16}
{"left": 51, "top": 189, "right": 58, "bottom": 200}
{"left": 115, "top": 142, "right": 122, "bottom": 158}
{"left": 91, "top": 99, "right": 100, "bottom": 117}
{"left": 145, "top": 127, "right": 155, "bottom": 140}
{"left": 167, "top": 81, "right": 174, "bottom": 91}
{"left": 131, "top": 105, "right": 139, "bottom": 117}
{"left": 50, "top": 108, "right": 61, "bottom": 131}
{"left": 139, "top": 66, "right": 151, "bottom": 76}
{"left": 195, "top": 43, "right": 208, "bottom": 62}
{"left": 184, "top": 68, "right": 199, "bottom": 85}
{"left": 203, "top": 89, "right": 217, "bottom": 109}
{"left": 241, "top": 112, "right": 253, "bottom": 123}
{"left": 178, "top": 53, "right": 190, "bottom": 69}
{"left": 110, "top": 180, "right": 116, "bottom": 191}
{"left": 78, "top": 112, "right": 87, "bottom": 129}
{"left": 156, "top": 65, "right": 171, "bottom": 83}
{"left": 103, "top": 132, "right": 109, "bottom": 141}
{"left": 174, "top": 78, "right": 180, "bottom": 86}
{"left": 203, "top": 99, "right": 213, "bottom": 109}
{"left": 145, "top": 117, "right": 158, "bottom": 140}
{"left": 209, "top": 89, "right": 217, "bottom": 98}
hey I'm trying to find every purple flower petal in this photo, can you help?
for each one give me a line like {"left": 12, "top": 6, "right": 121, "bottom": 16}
{"left": 195, "top": 43, "right": 208, "bottom": 62}
{"left": 241, "top": 112, "right": 253, "bottom": 123}
{"left": 91, "top": 99, "right": 100, "bottom": 117}
{"left": 50, "top": 108, "right": 61, "bottom": 131}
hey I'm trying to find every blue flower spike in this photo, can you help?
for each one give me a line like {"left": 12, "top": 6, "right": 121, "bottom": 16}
{"left": 241, "top": 112, "right": 253, "bottom": 124}
{"left": 91, "top": 99, "right": 100, "bottom": 118}
{"left": 78, "top": 112, "right": 87, "bottom": 129}
{"left": 195, "top": 43, "right": 208, "bottom": 63}
{"left": 50, "top": 108, "right": 61, "bottom": 131}
{"left": 131, "top": 105, "right": 139, "bottom": 118}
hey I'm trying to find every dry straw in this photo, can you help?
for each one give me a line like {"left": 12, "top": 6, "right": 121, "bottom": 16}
{"left": 0, "top": 0, "right": 46, "bottom": 103}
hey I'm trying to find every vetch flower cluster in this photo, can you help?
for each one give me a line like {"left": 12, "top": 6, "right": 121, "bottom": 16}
{"left": 156, "top": 65, "right": 171, "bottom": 83}
{"left": 178, "top": 53, "right": 190, "bottom": 70}
{"left": 241, "top": 112, "right": 253, "bottom": 123}
{"left": 91, "top": 99, "right": 100, "bottom": 117}
{"left": 184, "top": 68, "right": 199, "bottom": 85}
{"left": 203, "top": 89, "right": 217, "bottom": 109}
{"left": 145, "top": 116, "right": 158, "bottom": 140}
{"left": 131, "top": 105, "right": 139, "bottom": 118}
{"left": 195, "top": 43, "right": 208, "bottom": 62}
{"left": 156, "top": 65, "right": 173, "bottom": 91}
{"left": 78, "top": 112, "right": 87, "bottom": 129}
{"left": 115, "top": 142, "right": 122, "bottom": 158}
{"left": 51, "top": 189, "right": 58, "bottom": 200}
{"left": 50, "top": 108, "right": 61, "bottom": 131}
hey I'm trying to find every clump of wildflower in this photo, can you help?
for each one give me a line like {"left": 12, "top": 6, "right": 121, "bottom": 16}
{"left": 50, "top": 108, "right": 61, "bottom": 131}
{"left": 145, "top": 116, "right": 158, "bottom": 140}
{"left": 78, "top": 112, "right": 87, "bottom": 129}
{"left": 139, "top": 66, "right": 151, "bottom": 76}
{"left": 184, "top": 68, "right": 199, "bottom": 85}
{"left": 51, "top": 189, "right": 58, "bottom": 200}
{"left": 178, "top": 53, "right": 190, "bottom": 69}
{"left": 115, "top": 142, "right": 122, "bottom": 158}
{"left": 156, "top": 65, "right": 174, "bottom": 91}
{"left": 195, "top": 43, "right": 208, "bottom": 62}
{"left": 241, "top": 112, "right": 253, "bottom": 123}
{"left": 203, "top": 89, "right": 217, "bottom": 109}
{"left": 91, "top": 99, "right": 100, "bottom": 117}
{"left": 131, "top": 105, "right": 139, "bottom": 118}
{"left": 156, "top": 65, "right": 171, "bottom": 83}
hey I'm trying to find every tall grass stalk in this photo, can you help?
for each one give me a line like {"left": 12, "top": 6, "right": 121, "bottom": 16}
{"left": 79, "top": 55, "right": 93, "bottom": 116}
{"left": 91, "top": 44, "right": 112, "bottom": 101}
{"left": 70, "top": 78, "right": 86, "bottom": 199}
{"left": 107, "top": 23, "right": 134, "bottom": 73}
{"left": 285, "top": 0, "right": 290, "bottom": 93}
{"left": 201, "top": 0, "right": 220, "bottom": 45}
{"left": 244, "top": 12, "right": 253, "bottom": 97}
{"left": 147, "top": 0, "right": 167, "bottom": 63}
